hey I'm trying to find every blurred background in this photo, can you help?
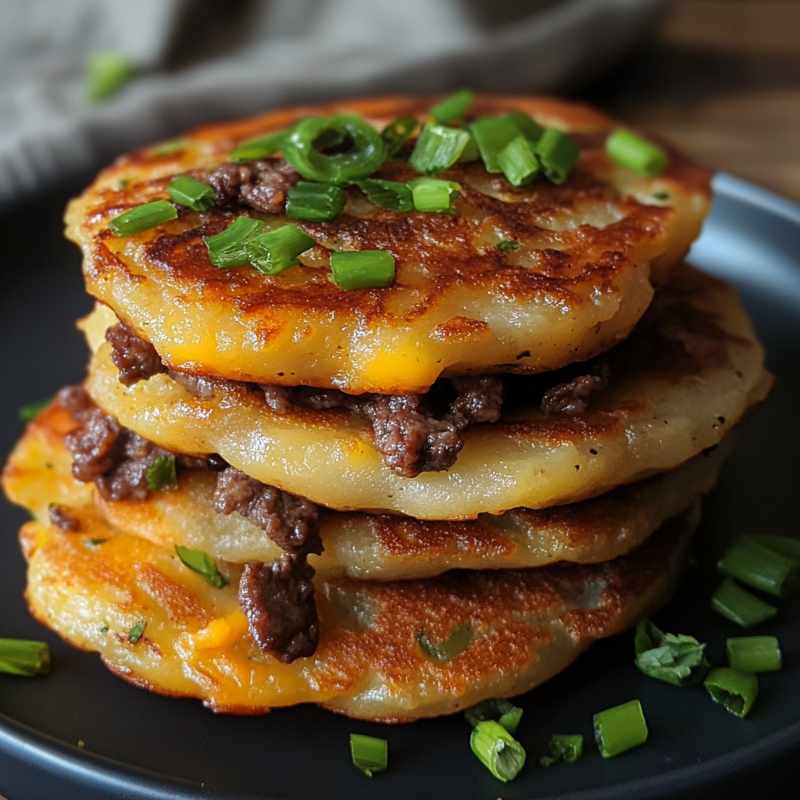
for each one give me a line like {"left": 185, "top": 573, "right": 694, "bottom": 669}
{"left": 1, "top": 0, "right": 797, "bottom": 211}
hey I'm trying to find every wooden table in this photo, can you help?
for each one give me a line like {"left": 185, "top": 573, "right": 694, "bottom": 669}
{"left": 585, "top": 0, "right": 800, "bottom": 201}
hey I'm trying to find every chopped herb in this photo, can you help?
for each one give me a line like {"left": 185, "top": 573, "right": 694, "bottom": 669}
{"left": 409, "top": 123, "right": 473, "bottom": 174}
{"left": 408, "top": 177, "right": 461, "bottom": 213}
{"left": 718, "top": 536, "right": 800, "bottom": 597}
{"left": 754, "top": 535, "right": 800, "bottom": 561}
{"left": 0, "top": 639, "right": 51, "bottom": 677}
{"left": 86, "top": 50, "right": 133, "bottom": 103}
{"left": 712, "top": 578, "right": 777, "bottom": 628}
{"left": 330, "top": 250, "right": 396, "bottom": 291}
{"left": 540, "top": 734, "right": 584, "bottom": 767}
{"left": 115, "top": 178, "right": 130, "bottom": 190}
{"left": 205, "top": 216, "right": 265, "bottom": 268}
{"left": 99, "top": 624, "right": 109, "bottom": 635}
{"left": 464, "top": 699, "right": 523, "bottom": 734}
{"left": 167, "top": 176, "right": 217, "bottom": 212}
{"left": 149, "top": 138, "right": 188, "bottom": 157}
{"left": 593, "top": 700, "right": 648, "bottom": 758}
{"left": 498, "top": 135, "right": 541, "bottom": 186}
{"left": 634, "top": 619, "right": 709, "bottom": 687}
{"left": 704, "top": 667, "right": 758, "bottom": 718}
{"left": 381, "top": 116, "right": 419, "bottom": 158}
{"left": 470, "top": 720, "right": 526, "bottom": 782}
{"left": 606, "top": 128, "right": 668, "bottom": 176}
{"left": 245, "top": 224, "right": 315, "bottom": 276}
{"left": 534, "top": 128, "right": 579, "bottom": 184}
{"left": 350, "top": 733, "right": 388, "bottom": 778}
{"left": 417, "top": 623, "right": 472, "bottom": 662}
{"left": 496, "top": 239, "right": 520, "bottom": 253}
{"left": 231, "top": 131, "right": 287, "bottom": 162}
{"left": 19, "top": 397, "right": 51, "bottom": 422}
{"left": 726, "top": 636, "right": 782, "bottom": 673}
{"left": 286, "top": 181, "right": 346, "bottom": 222}
{"left": 430, "top": 89, "right": 475, "bottom": 124}
{"left": 145, "top": 455, "right": 177, "bottom": 492}
{"left": 355, "top": 179, "right": 413, "bottom": 212}
{"left": 652, "top": 190, "right": 670, "bottom": 202}
{"left": 174, "top": 545, "right": 228, "bottom": 588}
{"left": 128, "top": 620, "right": 146, "bottom": 644}
{"left": 109, "top": 200, "right": 177, "bottom": 236}
{"left": 86, "top": 538, "right": 109, "bottom": 547}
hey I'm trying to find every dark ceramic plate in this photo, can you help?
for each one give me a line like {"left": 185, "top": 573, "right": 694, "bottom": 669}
{"left": 0, "top": 174, "right": 799, "bottom": 800}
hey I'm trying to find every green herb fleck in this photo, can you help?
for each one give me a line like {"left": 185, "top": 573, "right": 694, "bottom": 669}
{"left": 496, "top": 239, "right": 520, "bottom": 254}
{"left": 417, "top": 623, "right": 473, "bottom": 662}
{"left": 19, "top": 398, "right": 51, "bottom": 422}
{"left": 174, "top": 545, "right": 228, "bottom": 588}
{"left": 149, "top": 138, "right": 188, "bottom": 157}
{"left": 540, "top": 734, "right": 584, "bottom": 767}
{"left": 464, "top": 699, "right": 523, "bottom": 734}
{"left": 634, "top": 619, "right": 709, "bottom": 687}
{"left": 86, "top": 51, "right": 133, "bottom": 103}
{"left": 145, "top": 455, "right": 177, "bottom": 492}
{"left": 128, "top": 620, "right": 146, "bottom": 644}
{"left": 99, "top": 624, "right": 109, "bottom": 635}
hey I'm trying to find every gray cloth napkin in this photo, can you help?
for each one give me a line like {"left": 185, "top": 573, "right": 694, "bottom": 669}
{"left": 0, "top": 0, "right": 664, "bottom": 209}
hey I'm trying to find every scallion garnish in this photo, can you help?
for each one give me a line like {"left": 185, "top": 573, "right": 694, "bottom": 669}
{"left": 168, "top": 176, "right": 217, "bottom": 212}
{"left": 417, "top": 623, "right": 473, "bottom": 663}
{"left": 726, "top": 636, "right": 782, "bottom": 673}
{"left": 174, "top": 545, "right": 228, "bottom": 589}
{"left": 464, "top": 699, "right": 523, "bottom": 734}
{"left": 704, "top": 667, "right": 758, "bottom": 718}
{"left": 408, "top": 177, "right": 461, "bottom": 213}
{"left": 540, "top": 734, "right": 584, "bottom": 767}
{"left": 349, "top": 733, "right": 388, "bottom": 778}
{"left": 284, "top": 115, "right": 385, "bottom": 183}
{"left": 109, "top": 200, "right": 177, "bottom": 236}
{"left": 330, "top": 250, "right": 396, "bottom": 291}
{"left": 381, "top": 116, "right": 419, "bottom": 158}
{"left": 469, "top": 113, "right": 541, "bottom": 173}
{"left": 534, "top": 128, "right": 580, "bottom": 184}
{"left": 19, "top": 397, "right": 50, "bottom": 423}
{"left": 231, "top": 131, "right": 287, "bottom": 163}
{"left": 145, "top": 454, "right": 177, "bottom": 492}
{"left": 712, "top": 578, "right": 778, "bottom": 628}
{"left": 430, "top": 89, "right": 475, "bottom": 124}
{"left": 128, "top": 620, "right": 146, "bottom": 644}
{"left": 409, "top": 123, "right": 474, "bottom": 173}
{"left": 497, "top": 135, "right": 541, "bottom": 187}
{"left": 0, "top": 639, "right": 51, "bottom": 677}
{"left": 354, "top": 179, "right": 413, "bottom": 212}
{"left": 470, "top": 720, "right": 526, "bottom": 783}
{"left": 286, "top": 181, "right": 346, "bottom": 222}
{"left": 245, "top": 224, "right": 315, "bottom": 276}
{"left": 86, "top": 51, "right": 133, "bottom": 103}
{"left": 606, "top": 128, "right": 668, "bottom": 177}
{"left": 752, "top": 535, "right": 800, "bottom": 562}
{"left": 718, "top": 537, "right": 800, "bottom": 597}
{"left": 496, "top": 239, "right": 520, "bottom": 253}
{"left": 593, "top": 700, "right": 648, "bottom": 758}
{"left": 204, "top": 216, "right": 264, "bottom": 268}
{"left": 149, "top": 139, "right": 187, "bottom": 157}
{"left": 634, "top": 619, "right": 709, "bottom": 687}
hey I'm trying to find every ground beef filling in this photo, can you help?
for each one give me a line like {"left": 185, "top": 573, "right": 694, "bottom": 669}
{"left": 206, "top": 159, "right": 299, "bottom": 215}
{"left": 105, "top": 323, "right": 166, "bottom": 386}
{"left": 57, "top": 385, "right": 322, "bottom": 662}
{"left": 540, "top": 362, "right": 610, "bottom": 416}
{"left": 48, "top": 503, "right": 80, "bottom": 532}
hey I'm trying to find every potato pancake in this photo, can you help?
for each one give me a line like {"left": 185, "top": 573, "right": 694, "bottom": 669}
{"left": 66, "top": 96, "right": 710, "bottom": 394}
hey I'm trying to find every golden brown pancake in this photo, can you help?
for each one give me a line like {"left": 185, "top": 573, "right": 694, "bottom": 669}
{"left": 66, "top": 95, "right": 710, "bottom": 394}
{"left": 81, "top": 265, "right": 771, "bottom": 519}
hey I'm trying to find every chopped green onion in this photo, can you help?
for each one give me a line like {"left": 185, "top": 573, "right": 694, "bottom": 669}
{"left": 99, "top": 624, "right": 109, "bottom": 635}
{"left": 458, "top": 133, "right": 480, "bottom": 163}
{"left": 109, "top": 200, "right": 177, "bottom": 236}
{"left": 416, "top": 623, "right": 472, "bottom": 663}
{"left": 496, "top": 239, "right": 519, "bottom": 253}
{"left": 464, "top": 699, "right": 523, "bottom": 734}
{"left": 540, "top": 734, "right": 584, "bottom": 767}
{"left": 204, "top": 216, "right": 264, "bottom": 268}
{"left": 381, "top": 116, "right": 419, "bottom": 157}
{"left": 284, "top": 115, "right": 385, "bottom": 183}
{"left": 174, "top": 545, "right": 228, "bottom": 589}
{"left": 726, "top": 636, "right": 782, "bottom": 673}
{"left": 128, "top": 620, "right": 146, "bottom": 644}
{"left": 167, "top": 176, "right": 217, "bottom": 212}
{"left": 408, "top": 177, "right": 461, "bottom": 212}
{"left": 634, "top": 619, "right": 709, "bottom": 687}
{"left": 718, "top": 537, "right": 800, "bottom": 597}
{"left": 606, "top": 128, "right": 668, "bottom": 177}
{"left": 470, "top": 720, "right": 526, "bottom": 782}
{"left": 409, "top": 123, "right": 474, "bottom": 173}
{"left": 0, "top": 639, "right": 51, "bottom": 677}
{"left": 593, "top": 700, "right": 648, "bottom": 758}
{"left": 145, "top": 454, "right": 177, "bottom": 492}
{"left": 330, "top": 250, "right": 396, "bottom": 291}
{"left": 469, "top": 113, "right": 542, "bottom": 173}
{"left": 244, "top": 223, "right": 314, "bottom": 276}
{"left": 149, "top": 139, "right": 187, "bottom": 157}
{"left": 86, "top": 51, "right": 133, "bottom": 103}
{"left": 704, "top": 667, "right": 758, "bottom": 718}
{"left": 712, "top": 578, "right": 778, "bottom": 628}
{"left": 86, "top": 538, "right": 108, "bottom": 547}
{"left": 349, "top": 733, "right": 387, "bottom": 778}
{"left": 355, "top": 179, "right": 413, "bottom": 212}
{"left": 497, "top": 135, "right": 541, "bottom": 187}
{"left": 19, "top": 397, "right": 50, "bottom": 422}
{"left": 534, "top": 128, "right": 580, "bottom": 184}
{"left": 231, "top": 131, "right": 287, "bottom": 162}
{"left": 752, "top": 535, "right": 800, "bottom": 561}
{"left": 503, "top": 111, "right": 544, "bottom": 142}
{"left": 286, "top": 181, "right": 346, "bottom": 222}
{"left": 430, "top": 89, "right": 475, "bottom": 123}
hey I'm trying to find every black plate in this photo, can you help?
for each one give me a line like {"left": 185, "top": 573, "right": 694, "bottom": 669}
{"left": 1, "top": 174, "right": 799, "bottom": 800}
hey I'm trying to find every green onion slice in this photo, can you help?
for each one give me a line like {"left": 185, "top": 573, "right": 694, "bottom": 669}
{"left": 0, "top": 639, "right": 51, "bottom": 677}
{"left": 534, "top": 128, "right": 580, "bottom": 184}
{"left": 497, "top": 135, "right": 541, "bottom": 187}
{"left": 286, "top": 181, "right": 346, "bottom": 222}
{"left": 470, "top": 720, "right": 526, "bottom": 783}
{"left": 245, "top": 224, "right": 314, "bottom": 276}
{"left": 496, "top": 239, "right": 520, "bottom": 253}
{"left": 726, "top": 636, "right": 782, "bottom": 673}
{"left": 330, "top": 250, "right": 396, "bottom": 291}
{"left": 231, "top": 131, "right": 287, "bottom": 163}
{"left": 540, "top": 734, "right": 584, "bottom": 767}
{"left": 704, "top": 667, "right": 758, "bottom": 718}
{"left": 175, "top": 545, "right": 228, "bottom": 589}
{"left": 145, "top": 454, "right": 177, "bottom": 492}
{"left": 593, "top": 700, "right": 648, "bottom": 758}
{"left": 381, "top": 116, "right": 419, "bottom": 157}
{"left": 19, "top": 397, "right": 51, "bottom": 423}
{"left": 718, "top": 537, "right": 800, "bottom": 597}
{"left": 606, "top": 128, "right": 668, "bottom": 176}
{"left": 634, "top": 619, "right": 709, "bottom": 687}
{"left": 204, "top": 216, "right": 264, "bottom": 268}
{"left": 409, "top": 123, "right": 473, "bottom": 174}
{"left": 354, "top": 179, "right": 413, "bottom": 212}
{"left": 464, "top": 699, "right": 523, "bottom": 734}
{"left": 416, "top": 623, "right": 473, "bottom": 663}
{"left": 430, "top": 89, "right": 475, "bottom": 123}
{"left": 752, "top": 535, "right": 800, "bottom": 562}
{"left": 149, "top": 139, "right": 188, "bottom": 157}
{"left": 349, "top": 733, "right": 388, "bottom": 778}
{"left": 469, "top": 113, "right": 542, "bottom": 173}
{"left": 86, "top": 50, "right": 133, "bottom": 103}
{"left": 284, "top": 115, "right": 385, "bottom": 183}
{"left": 168, "top": 176, "right": 217, "bottom": 212}
{"left": 128, "top": 620, "right": 146, "bottom": 644}
{"left": 408, "top": 177, "right": 461, "bottom": 212}
{"left": 712, "top": 578, "right": 777, "bottom": 628}
{"left": 109, "top": 200, "right": 177, "bottom": 236}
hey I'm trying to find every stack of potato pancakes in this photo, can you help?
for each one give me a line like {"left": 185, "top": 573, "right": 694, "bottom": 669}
{"left": 3, "top": 95, "right": 771, "bottom": 722}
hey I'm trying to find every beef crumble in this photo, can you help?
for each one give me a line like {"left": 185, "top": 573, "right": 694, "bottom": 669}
{"left": 540, "top": 363, "right": 610, "bottom": 416}
{"left": 48, "top": 503, "right": 80, "bottom": 532}
{"left": 105, "top": 322, "right": 166, "bottom": 386}
{"left": 206, "top": 159, "right": 298, "bottom": 215}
